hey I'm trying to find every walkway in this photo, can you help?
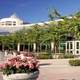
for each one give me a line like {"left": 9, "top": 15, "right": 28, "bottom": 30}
{"left": 37, "top": 59, "right": 80, "bottom": 80}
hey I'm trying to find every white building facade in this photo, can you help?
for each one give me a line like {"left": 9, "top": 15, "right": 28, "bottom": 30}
{"left": 66, "top": 40, "right": 80, "bottom": 55}
{"left": 0, "top": 14, "right": 23, "bottom": 27}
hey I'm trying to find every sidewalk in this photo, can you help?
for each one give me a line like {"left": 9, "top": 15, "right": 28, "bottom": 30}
{"left": 37, "top": 59, "right": 80, "bottom": 80}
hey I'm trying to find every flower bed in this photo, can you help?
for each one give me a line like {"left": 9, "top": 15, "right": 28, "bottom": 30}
{"left": 0, "top": 53, "right": 39, "bottom": 80}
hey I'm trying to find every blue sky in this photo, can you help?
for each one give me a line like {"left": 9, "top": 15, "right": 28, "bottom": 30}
{"left": 0, "top": 0, "right": 80, "bottom": 23}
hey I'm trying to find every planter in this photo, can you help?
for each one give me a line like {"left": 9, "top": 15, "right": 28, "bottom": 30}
{"left": 3, "top": 71, "right": 39, "bottom": 80}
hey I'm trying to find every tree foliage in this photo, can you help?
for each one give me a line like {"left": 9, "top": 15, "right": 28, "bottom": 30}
{"left": 0, "top": 11, "right": 80, "bottom": 52}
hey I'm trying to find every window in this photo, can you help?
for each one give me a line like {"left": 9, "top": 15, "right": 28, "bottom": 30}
{"left": 67, "top": 51, "right": 69, "bottom": 53}
{"left": 13, "top": 21, "right": 16, "bottom": 26}
{"left": 70, "top": 42, "right": 72, "bottom": 49}
{"left": 67, "top": 42, "right": 69, "bottom": 49}
{"left": 13, "top": 21, "right": 16, "bottom": 23}
{"left": 2, "top": 24, "right": 4, "bottom": 26}
{"left": 1, "top": 22, "right": 4, "bottom": 25}
{"left": 76, "top": 51, "right": 79, "bottom": 54}
{"left": 13, "top": 24, "right": 16, "bottom": 26}
{"left": 70, "top": 51, "right": 73, "bottom": 53}
{"left": 6, "top": 21, "right": 12, "bottom": 26}
{"left": 8, "top": 24, "right": 11, "bottom": 25}
{"left": 76, "top": 42, "right": 79, "bottom": 49}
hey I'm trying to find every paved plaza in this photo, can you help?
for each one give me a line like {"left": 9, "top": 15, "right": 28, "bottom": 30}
{"left": 37, "top": 59, "right": 80, "bottom": 80}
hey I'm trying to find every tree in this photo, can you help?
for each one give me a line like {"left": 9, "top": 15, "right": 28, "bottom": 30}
{"left": 26, "top": 24, "right": 43, "bottom": 52}
{"left": 11, "top": 28, "right": 27, "bottom": 51}
{"left": 48, "top": 8, "right": 61, "bottom": 20}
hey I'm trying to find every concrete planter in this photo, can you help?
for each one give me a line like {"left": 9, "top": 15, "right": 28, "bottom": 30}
{"left": 3, "top": 71, "right": 39, "bottom": 80}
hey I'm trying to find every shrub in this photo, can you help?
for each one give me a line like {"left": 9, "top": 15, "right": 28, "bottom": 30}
{"left": 36, "top": 52, "right": 53, "bottom": 59}
{"left": 69, "top": 59, "right": 80, "bottom": 66}
{"left": 63, "top": 54, "right": 74, "bottom": 59}
{"left": 58, "top": 53, "right": 74, "bottom": 59}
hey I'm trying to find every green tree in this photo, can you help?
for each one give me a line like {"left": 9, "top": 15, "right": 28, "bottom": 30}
{"left": 48, "top": 8, "right": 61, "bottom": 20}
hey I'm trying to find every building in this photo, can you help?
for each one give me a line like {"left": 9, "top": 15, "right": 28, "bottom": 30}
{"left": 0, "top": 14, "right": 23, "bottom": 27}
{"left": 66, "top": 40, "right": 80, "bottom": 55}
{"left": 0, "top": 14, "right": 34, "bottom": 35}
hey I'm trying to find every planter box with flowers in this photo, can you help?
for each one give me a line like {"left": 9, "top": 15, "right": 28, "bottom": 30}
{"left": 0, "top": 53, "right": 39, "bottom": 80}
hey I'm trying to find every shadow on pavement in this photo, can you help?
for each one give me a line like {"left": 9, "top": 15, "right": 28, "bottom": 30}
{"left": 39, "top": 63, "right": 51, "bottom": 66}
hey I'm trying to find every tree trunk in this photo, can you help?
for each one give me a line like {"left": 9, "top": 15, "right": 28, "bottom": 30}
{"left": 51, "top": 42, "right": 54, "bottom": 52}
{"left": 17, "top": 43, "right": 20, "bottom": 52}
{"left": 33, "top": 43, "right": 36, "bottom": 52}
{"left": 55, "top": 43, "right": 59, "bottom": 54}
{"left": 2, "top": 44, "right": 4, "bottom": 51}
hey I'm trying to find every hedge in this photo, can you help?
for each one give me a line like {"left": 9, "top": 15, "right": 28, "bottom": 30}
{"left": 69, "top": 59, "right": 80, "bottom": 66}
{"left": 36, "top": 52, "right": 53, "bottom": 59}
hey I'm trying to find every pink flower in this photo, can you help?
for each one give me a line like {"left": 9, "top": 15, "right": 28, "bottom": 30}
{"left": 0, "top": 63, "right": 4, "bottom": 69}
{"left": 15, "top": 62, "right": 21, "bottom": 68}
{"left": 0, "top": 53, "right": 39, "bottom": 74}
{"left": 28, "top": 61, "right": 34, "bottom": 69}
{"left": 2, "top": 63, "right": 8, "bottom": 69}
